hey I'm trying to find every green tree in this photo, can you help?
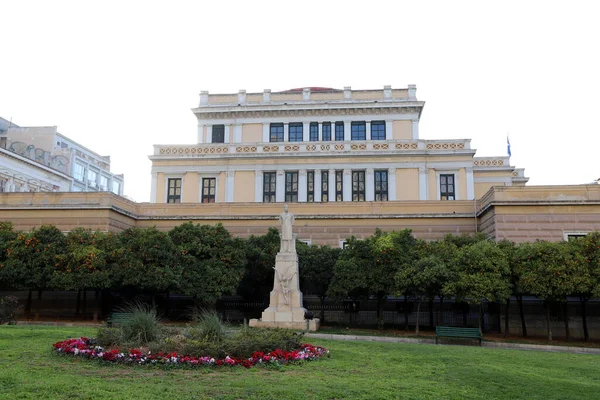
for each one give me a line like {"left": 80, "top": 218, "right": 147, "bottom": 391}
{"left": 3, "top": 225, "right": 66, "bottom": 318}
{"left": 445, "top": 240, "right": 511, "bottom": 333}
{"left": 497, "top": 239, "right": 529, "bottom": 337}
{"left": 519, "top": 241, "right": 586, "bottom": 341}
{"left": 169, "top": 222, "right": 246, "bottom": 308}
{"left": 298, "top": 243, "right": 341, "bottom": 324}
{"left": 113, "top": 227, "right": 180, "bottom": 308}
{"left": 0, "top": 222, "right": 17, "bottom": 285}
{"left": 238, "top": 228, "right": 280, "bottom": 302}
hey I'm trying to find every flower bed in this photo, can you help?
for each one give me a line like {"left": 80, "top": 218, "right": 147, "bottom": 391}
{"left": 53, "top": 337, "right": 329, "bottom": 368}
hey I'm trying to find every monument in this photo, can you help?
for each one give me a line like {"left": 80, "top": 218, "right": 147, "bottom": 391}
{"left": 249, "top": 205, "right": 320, "bottom": 331}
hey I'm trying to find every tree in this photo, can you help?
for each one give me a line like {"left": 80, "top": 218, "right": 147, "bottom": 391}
{"left": 445, "top": 240, "right": 511, "bottom": 333}
{"left": 566, "top": 233, "right": 600, "bottom": 341}
{"left": 113, "top": 227, "right": 180, "bottom": 308}
{"left": 3, "top": 225, "right": 66, "bottom": 318}
{"left": 238, "top": 228, "right": 280, "bottom": 302}
{"left": 423, "top": 240, "right": 456, "bottom": 326}
{"left": 497, "top": 239, "right": 529, "bottom": 337}
{"left": 298, "top": 243, "right": 341, "bottom": 324}
{"left": 0, "top": 222, "right": 17, "bottom": 286}
{"left": 519, "top": 241, "right": 586, "bottom": 341}
{"left": 52, "top": 228, "right": 113, "bottom": 319}
{"left": 169, "top": 222, "right": 246, "bottom": 308}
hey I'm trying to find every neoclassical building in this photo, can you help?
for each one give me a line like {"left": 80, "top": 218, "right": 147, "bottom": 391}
{"left": 150, "top": 85, "right": 527, "bottom": 206}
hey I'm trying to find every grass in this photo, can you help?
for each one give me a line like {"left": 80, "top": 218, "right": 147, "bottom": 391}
{"left": 1, "top": 325, "right": 600, "bottom": 399}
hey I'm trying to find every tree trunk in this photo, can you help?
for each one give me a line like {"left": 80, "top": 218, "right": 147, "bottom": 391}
{"left": 25, "top": 289, "right": 33, "bottom": 317}
{"left": 165, "top": 290, "right": 170, "bottom": 319}
{"left": 580, "top": 297, "right": 589, "bottom": 342}
{"left": 546, "top": 304, "right": 553, "bottom": 342}
{"left": 35, "top": 290, "right": 42, "bottom": 321}
{"left": 82, "top": 289, "right": 87, "bottom": 315}
{"left": 428, "top": 297, "right": 434, "bottom": 328}
{"left": 75, "top": 289, "right": 81, "bottom": 317}
{"left": 562, "top": 301, "right": 570, "bottom": 342}
{"left": 403, "top": 296, "right": 409, "bottom": 331}
{"left": 439, "top": 296, "right": 444, "bottom": 326}
{"left": 319, "top": 296, "right": 326, "bottom": 325}
{"left": 517, "top": 295, "right": 528, "bottom": 337}
{"left": 376, "top": 293, "right": 385, "bottom": 331}
{"left": 504, "top": 298, "right": 510, "bottom": 337}
{"left": 462, "top": 306, "right": 468, "bottom": 327}
{"left": 415, "top": 300, "right": 422, "bottom": 336}
{"left": 478, "top": 303, "right": 483, "bottom": 334}
{"left": 93, "top": 290, "right": 99, "bottom": 322}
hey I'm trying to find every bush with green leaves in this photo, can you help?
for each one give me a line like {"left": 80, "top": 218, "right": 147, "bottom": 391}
{"left": 0, "top": 295, "right": 20, "bottom": 324}
{"left": 98, "top": 301, "right": 162, "bottom": 347}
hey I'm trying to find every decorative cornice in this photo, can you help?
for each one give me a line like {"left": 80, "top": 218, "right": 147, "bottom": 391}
{"left": 193, "top": 106, "right": 423, "bottom": 120}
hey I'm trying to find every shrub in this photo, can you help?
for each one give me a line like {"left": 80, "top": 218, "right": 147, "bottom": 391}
{"left": 116, "top": 301, "right": 162, "bottom": 346}
{"left": 229, "top": 327, "right": 304, "bottom": 358}
{"left": 189, "top": 310, "right": 228, "bottom": 342}
{"left": 0, "top": 296, "right": 20, "bottom": 324}
{"left": 96, "top": 327, "right": 122, "bottom": 347}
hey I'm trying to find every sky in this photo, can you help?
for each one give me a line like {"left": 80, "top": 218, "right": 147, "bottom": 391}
{"left": 1, "top": 1, "right": 599, "bottom": 202}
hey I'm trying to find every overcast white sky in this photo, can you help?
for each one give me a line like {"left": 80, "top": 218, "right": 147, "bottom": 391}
{"left": 1, "top": 1, "right": 598, "bottom": 202}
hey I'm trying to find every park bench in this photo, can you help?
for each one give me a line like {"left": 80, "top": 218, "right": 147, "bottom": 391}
{"left": 435, "top": 326, "right": 482, "bottom": 345}
{"left": 106, "top": 312, "right": 134, "bottom": 327}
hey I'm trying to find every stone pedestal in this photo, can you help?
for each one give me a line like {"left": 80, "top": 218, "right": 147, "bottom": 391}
{"left": 249, "top": 249, "right": 320, "bottom": 332}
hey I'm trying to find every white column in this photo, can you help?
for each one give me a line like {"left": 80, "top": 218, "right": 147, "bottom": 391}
{"left": 226, "top": 171, "right": 235, "bottom": 202}
{"left": 328, "top": 169, "right": 336, "bottom": 201}
{"left": 366, "top": 121, "right": 371, "bottom": 140}
{"left": 388, "top": 168, "right": 397, "bottom": 201}
{"left": 318, "top": 123, "right": 322, "bottom": 141}
{"left": 283, "top": 123, "right": 289, "bottom": 142}
{"left": 419, "top": 167, "right": 429, "bottom": 200}
{"left": 302, "top": 122, "right": 310, "bottom": 142}
{"left": 343, "top": 169, "right": 352, "bottom": 201}
{"left": 314, "top": 169, "right": 322, "bottom": 202}
{"left": 150, "top": 172, "right": 157, "bottom": 203}
{"left": 466, "top": 167, "right": 475, "bottom": 200}
{"left": 197, "top": 124, "right": 204, "bottom": 143}
{"left": 343, "top": 121, "right": 351, "bottom": 141}
{"left": 234, "top": 124, "right": 243, "bottom": 143}
{"left": 298, "top": 170, "right": 307, "bottom": 202}
{"left": 366, "top": 168, "right": 375, "bottom": 201}
{"left": 412, "top": 119, "right": 419, "bottom": 140}
{"left": 254, "top": 171, "right": 263, "bottom": 202}
{"left": 262, "top": 123, "right": 269, "bottom": 142}
{"left": 224, "top": 125, "right": 231, "bottom": 144}
{"left": 385, "top": 120, "right": 393, "bottom": 140}
{"left": 206, "top": 125, "right": 213, "bottom": 143}
{"left": 276, "top": 170, "right": 285, "bottom": 202}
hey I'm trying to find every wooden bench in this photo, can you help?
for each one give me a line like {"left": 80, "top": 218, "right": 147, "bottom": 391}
{"left": 106, "top": 312, "right": 133, "bottom": 327}
{"left": 435, "top": 326, "right": 482, "bottom": 345}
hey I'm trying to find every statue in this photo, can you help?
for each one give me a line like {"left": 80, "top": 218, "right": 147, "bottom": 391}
{"left": 279, "top": 204, "right": 295, "bottom": 252}
{"left": 273, "top": 266, "right": 296, "bottom": 305}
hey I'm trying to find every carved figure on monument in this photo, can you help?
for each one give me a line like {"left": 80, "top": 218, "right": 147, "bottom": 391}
{"left": 273, "top": 266, "right": 296, "bottom": 305}
{"left": 279, "top": 204, "right": 295, "bottom": 252}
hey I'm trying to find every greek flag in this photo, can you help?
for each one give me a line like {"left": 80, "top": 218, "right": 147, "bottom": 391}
{"left": 507, "top": 136, "right": 512, "bottom": 157}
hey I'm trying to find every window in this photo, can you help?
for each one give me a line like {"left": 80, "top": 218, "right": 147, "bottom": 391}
{"left": 371, "top": 121, "right": 385, "bottom": 140}
{"left": 100, "top": 176, "right": 108, "bottom": 191}
{"left": 307, "top": 171, "right": 314, "bottom": 202}
{"left": 322, "top": 122, "right": 331, "bottom": 141}
{"left": 289, "top": 123, "right": 303, "bottom": 142}
{"left": 352, "top": 171, "right": 366, "bottom": 201}
{"left": 167, "top": 178, "right": 181, "bottom": 203}
{"left": 74, "top": 163, "right": 85, "bottom": 181}
{"left": 321, "top": 171, "right": 329, "bottom": 202}
{"left": 285, "top": 171, "right": 299, "bottom": 202}
{"left": 263, "top": 172, "right": 276, "bottom": 202}
{"left": 339, "top": 239, "right": 348, "bottom": 249}
{"left": 375, "top": 170, "right": 388, "bottom": 201}
{"left": 335, "top": 122, "right": 344, "bottom": 141}
{"left": 201, "top": 178, "right": 216, "bottom": 203}
{"left": 335, "top": 170, "right": 343, "bottom": 201}
{"left": 351, "top": 122, "right": 366, "bottom": 140}
{"left": 440, "top": 174, "right": 455, "bottom": 200}
{"left": 270, "top": 123, "right": 284, "bottom": 142}
{"left": 310, "top": 123, "right": 319, "bottom": 141}
{"left": 87, "top": 169, "right": 98, "bottom": 187}
{"left": 112, "top": 181, "right": 120, "bottom": 195}
{"left": 212, "top": 125, "right": 225, "bottom": 143}
{"left": 564, "top": 231, "right": 589, "bottom": 241}
{"left": 298, "top": 239, "right": 312, "bottom": 246}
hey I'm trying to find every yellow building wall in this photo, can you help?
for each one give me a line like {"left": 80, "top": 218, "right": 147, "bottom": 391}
{"left": 183, "top": 172, "right": 199, "bottom": 203}
{"left": 428, "top": 169, "right": 437, "bottom": 200}
{"left": 475, "top": 182, "right": 496, "bottom": 199}
{"left": 218, "top": 172, "right": 226, "bottom": 201}
{"left": 395, "top": 168, "right": 419, "bottom": 200}
{"left": 243, "top": 124, "right": 263, "bottom": 143}
{"left": 233, "top": 171, "right": 255, "bottom": 202}
{"left": 156, "top": 172, "right": 165, "bottom": 203}
{"left": 458, "top": 168, "right": 467, "bottom": 200}
{"left": 392, "top": 121, "right": 412, "bottom": 139}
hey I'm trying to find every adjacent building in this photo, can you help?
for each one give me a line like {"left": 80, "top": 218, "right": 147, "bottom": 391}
{"left": 0, "top": 117, "right": 124, "bottom": 195}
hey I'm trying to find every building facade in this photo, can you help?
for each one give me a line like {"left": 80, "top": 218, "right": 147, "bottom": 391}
{"left": 149, "top": 86, "right": 527, "bottom": 207}
{"left": 0, "top": 118, "right": 124, "bottom": 195}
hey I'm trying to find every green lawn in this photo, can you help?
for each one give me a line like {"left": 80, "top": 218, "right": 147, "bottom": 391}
{"left": 1, "top": 326, "right": 599, "bottom": 400}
